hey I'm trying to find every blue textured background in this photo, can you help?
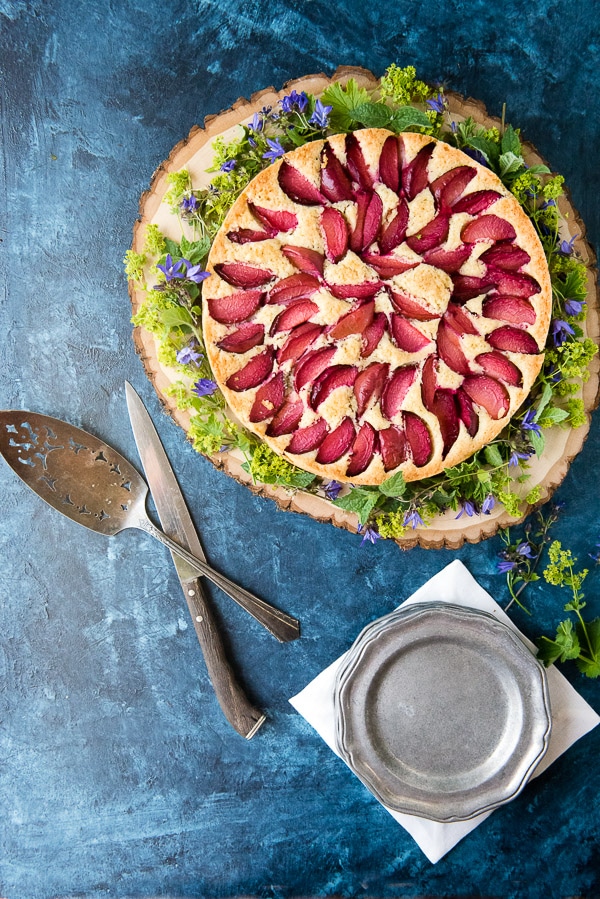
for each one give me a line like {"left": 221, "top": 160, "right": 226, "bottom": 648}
{"left": 1, "top": 1, "right": 600, "bottom": 896}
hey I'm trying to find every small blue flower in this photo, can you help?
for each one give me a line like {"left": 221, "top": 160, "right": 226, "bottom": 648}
{"left": 180, "top": 260, "right": 211, "bottom": 284}
{"left": 248, "top": 136, "right": 257, "bottom": 148}
{"left": 455, "top": 500, "right": 476, "bottom": 519}
{"left": 426, "top": 92, "right": 445, "bottom": 114}
{"left": 358, "top": 525, "right": 381, "bottom": 546}
{"left": 521, "top": 409, "right": 542, "bottom": 438}
{"left": 481, "top": 494, "right": 495, "bottom": 515}
{"left": 262, "top": 138, "right": 286, "bottom": 164}
{"left": 552, "top": 318, "right": 576, "bottom": 347}
{"left": 192, "top": 378, "right": 218, "bottom": 398}
{"left": 517, "top": 541, "right": 535, "bottom": 558}
{"left": 324, "top": 480, "right": 342, "bottom": 501}
{"left": 403, "top": 509, "right": 424, "bottom": 530}
{"left": 176, "top": 342, "right": 203, "bottom": 365}
{"left": 281, "top": 90, "right": 308, "bottom": 114}
{"left": 497, "top": 558, "right": 517, "bottom": 573}
{"left": 220, "top": 159, "right": 237, "bottom": 172}
{"left": 309, "top": 99, "right": 332, "bottom": 129}
{"left": 463, "top": 147, "right": 490, "bottom": 168}
{"left": 558, "top": 234, "right": 577, "bottom": 255}
{"left": 248, "top": 112, "right": 263, "bottom": 133}
{"left": 450, "top": 120, "right": 458, "bottom": 133}
{"left": 589, "top": 541, "right": 600, "bottom": 564}
{"left": 564, "top": 298, "right": 585, "bottom": 317}
{"left": 180, "top": 194, "right": 199, "bottom": 213}
{"left": 509, "top": 449, "right": 532, "bottom": 467}
{"left": 157, "top": 253, "right": 186, "bottom": 282}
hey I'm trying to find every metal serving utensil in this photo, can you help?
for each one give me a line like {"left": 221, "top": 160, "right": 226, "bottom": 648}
{"left": 0, "top": 410, "right": 300, "bottom": 643}
{"left": 125, "top": 383, "right": 266, "bottom": 738}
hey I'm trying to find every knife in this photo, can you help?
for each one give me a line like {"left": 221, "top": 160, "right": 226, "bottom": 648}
{"left": 125, "top": 381, "right": 266, "bottom": 739}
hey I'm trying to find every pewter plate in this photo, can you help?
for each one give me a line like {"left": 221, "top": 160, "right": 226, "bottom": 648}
{"left": 334, "top": 602, "right": 552, "bottom": 822}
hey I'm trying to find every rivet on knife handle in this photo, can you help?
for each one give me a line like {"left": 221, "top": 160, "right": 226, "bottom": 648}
{"left": 181, "top": 576, "right": 266, "bottom": 739}
{"left": 136, "top": 516, "right": 300, "bottom": 642}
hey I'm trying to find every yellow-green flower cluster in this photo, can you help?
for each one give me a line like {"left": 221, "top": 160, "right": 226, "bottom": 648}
{"left": 379, "top": 64, "right": 432, "bottom": 106}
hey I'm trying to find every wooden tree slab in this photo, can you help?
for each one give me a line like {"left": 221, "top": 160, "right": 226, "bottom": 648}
{"left": 129, "top": 66, "right": 600, "bottom": 549}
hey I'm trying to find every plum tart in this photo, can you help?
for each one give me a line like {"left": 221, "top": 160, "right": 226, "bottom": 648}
{"left": 202, "top": 128, "right": 552, "bottom": 485}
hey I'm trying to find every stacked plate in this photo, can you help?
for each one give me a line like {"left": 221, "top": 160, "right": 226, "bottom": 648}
{"left": 334, "top": 602, "right": 552, "bottom": 822}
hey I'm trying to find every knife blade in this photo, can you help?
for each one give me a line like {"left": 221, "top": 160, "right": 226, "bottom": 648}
{"left": 125, "top": 381, "right": 266, "bottom": 739}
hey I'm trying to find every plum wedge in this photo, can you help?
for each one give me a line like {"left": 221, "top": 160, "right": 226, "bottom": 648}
{"left": 346, "top": 423, "right": 378, "bottom": 476}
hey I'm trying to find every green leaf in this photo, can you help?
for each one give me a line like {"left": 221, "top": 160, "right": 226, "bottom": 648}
{"left": 576, "top": 617, "right": 600, "bottom": 677}
{"left": 320, "top": 79, "right": 371, "bottom": 131}
{"left": 484, "top": 444, "right": 504, "bottom": 468}
{"left": 378, "top": 470, "right": 407, "bottom": 498}
{"left": 534, "top": 382, "right": 554, "bottom": 419}
{"left": 529, "top": 429, "right": 546, "bottom": 458}
{"left": 164, "top": 238, "right": 180, "bottom": 257}
{"left": 463, "top": 135, "right": 500, "bottom": 166}
{"left": 389, "top": 105, "right": 431, "bottom": 132}
{"left": 160, "top": 306, "right": 195, "bottom": 329}
{"left": 501, "top": 124, "right": 521, "bottom": 156}
{"left": 528, "top": 163, "right": 551, "bottom": 175}
{"left": 180, "top": 235, "right": 211, "bottom": 265}
{"left": 333, "top": 487, "right": 379, "bottom": 525}
{"left": 499, "top": 151, "right": 525, "bottom": 178}
{"left": 351, "top": 102, "right": 393, "bottom": 129}
{"left": 537, "top": 406, "right": 570, "bottom": 428}
{"left": 537, "top": 618, "right": 580, "bottom": 665}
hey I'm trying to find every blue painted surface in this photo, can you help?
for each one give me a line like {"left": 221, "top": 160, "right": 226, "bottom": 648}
{"left": 1, "top": 1, "right": 599, "bottom": 896}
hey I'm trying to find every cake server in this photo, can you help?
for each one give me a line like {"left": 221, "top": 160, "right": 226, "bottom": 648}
{"left": 0, "top": 409, "right": 300, "bottom": 643}
{"left": 124, "top": 382, "right": 265, "bottom": 739}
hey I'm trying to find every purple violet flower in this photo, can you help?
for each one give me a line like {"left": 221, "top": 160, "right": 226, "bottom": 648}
{"left": 558, "top": 234, "right": 577, "bottom": 255}
{"left": 309, "top": 99, "right": 332, "bottom": 129}
{"left": 192, "top": 378, "right": 217, "bottom": 398}
{"left": 262, "top": 138, "right": 286, "bottom": 164}
{"left": 517, "top": 541, "right": 535, "bottom": 558}
{"left": 324, "top": 480, "right": 342, "bottom": 501}
{"left": 220, "top": 159, "right": 237, "bottom": 172}
{"left": 552, "top": 318, "right": 576, "bottom": 347}
{"left": 564, "top": 298, "right": 585, "bottom": 317}
{"left": 481, "top": 494, "right": 495, "bottom": 515}
{"left": 157, "top": 254, "right": 186, "bottom": 282}
{"left": 358, "top": 525, "right": 381, "bottom": 546}
{"left": 521, "top": 409, "right": 542, "bottom": 438}
{"left": 281, "top": 90, "right": 308, "bottom": 114}
{"left": 180, "top": 194, "right": 199, "bottom": 213}
{"left": 589, "top": 541, "right": 600, "bottom": 564}
{"left": 403, "top": 509, "right": 424, "bottom": 530}
{"left": 450, "top": 120, "right": 458, "bottom": 133}
{"left": 497, "top": 558, "right": 517, "bottom": 573}
{"left": 176, "top": 342, "right": 203, "bottom": 365}
{"left": 463, "top": 147, "right": 490, "bottom": 168}
{"left": 248, "top": 112, "right": 263, "bottom": 133}
{"left": 509, "top": 449, "right": 532, "bottom": 467}
{"left": 426, "top": 92, "right": 445, "bottom": 114}
{"left": 455, "top": 500, "right": 476, "bottom": 519}
{"left": 180, "top": 259, "right": 211, "bottom": 284}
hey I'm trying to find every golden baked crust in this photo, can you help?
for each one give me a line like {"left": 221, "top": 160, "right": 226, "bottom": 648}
{"left": 202, "top": 129, "right": 552, "bottom": 485}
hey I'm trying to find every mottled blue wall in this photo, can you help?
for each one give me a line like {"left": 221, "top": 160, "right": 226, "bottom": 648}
{"left": 1, "top": 0, "right": 599, "bottom": 897}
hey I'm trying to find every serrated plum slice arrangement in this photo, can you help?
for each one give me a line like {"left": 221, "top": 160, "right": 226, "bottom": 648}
{"left": 203, "top": 129, "right": 551, "bottom": 485}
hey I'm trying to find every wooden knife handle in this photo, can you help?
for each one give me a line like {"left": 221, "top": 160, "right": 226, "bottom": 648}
{"left": 180, "top": 577, "right": 266, "bottom": 739}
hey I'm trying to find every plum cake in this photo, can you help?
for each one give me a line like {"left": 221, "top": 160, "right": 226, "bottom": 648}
{"left": 202, "top": 128, "right": 552, "bottom": 485}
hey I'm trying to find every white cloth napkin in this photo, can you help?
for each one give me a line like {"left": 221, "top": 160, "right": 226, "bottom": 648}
{"left": 289, "top": 559, "right": 600, "bottom": 864}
